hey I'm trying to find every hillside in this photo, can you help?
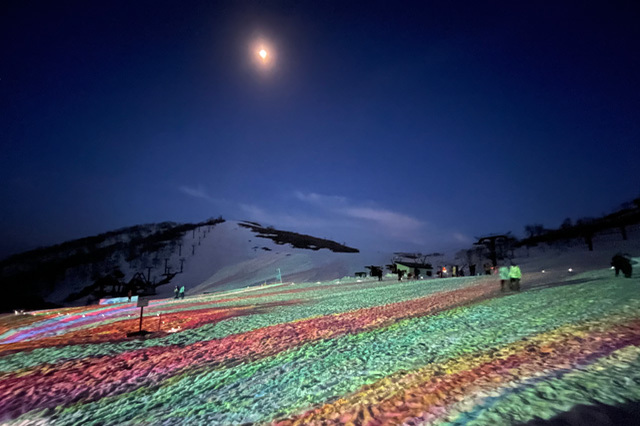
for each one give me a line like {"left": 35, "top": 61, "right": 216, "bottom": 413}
{"left": 0, "top": 241, "right": 638, "bottom": 424}
{"left": 0, "top": 219, "right": 365, "bottom": 313}
{"left": 2, "top": 204, "right": 638, "bottom": 314}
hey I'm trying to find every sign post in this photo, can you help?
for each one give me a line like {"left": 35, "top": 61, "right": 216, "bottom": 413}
{"left": 137, "top": 297, "right": 149, "bottom": 332}
{"left": 127, "top": 297, "right": 150, "bottom": 337}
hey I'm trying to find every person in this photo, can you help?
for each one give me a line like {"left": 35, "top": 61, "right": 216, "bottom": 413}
{"left": 373, "top": 267, "right": 383, "bottom": 281}
{"left": 374, "top": 268, "right": 382, "bottom": 281}
{"left": 499, "top": 265, "right": 510, "bottom": 292}
{"left": 127, "top": 289, "right": 133, "bottom": 302}
{"left": 484, "top": 263, "right": 492, "bottom": 275}
{"left": 174, "top": 285, "right": 179, "bottom": 299}
{"left": 509, "top": 263, "right": 522, "bottom": 291}
{"left": 611, "top": 253, "right": 633, "bottom": 278}
{"left": 179, "top": 285, "right": 185, "bottom": 299}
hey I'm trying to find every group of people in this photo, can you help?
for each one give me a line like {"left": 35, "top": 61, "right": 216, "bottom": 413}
{"left": 174, "top": 285, "right": 186, "bottom": 299}
{"left": 495, "top": 253, "right": 634, "bottom": 293}
{"left": 499, "top": 263, "right": 522, "bottom": 292}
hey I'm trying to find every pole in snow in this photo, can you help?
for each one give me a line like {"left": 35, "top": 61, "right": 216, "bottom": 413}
{"left": 138, "top": 306, "right": 144, "bottom": 332}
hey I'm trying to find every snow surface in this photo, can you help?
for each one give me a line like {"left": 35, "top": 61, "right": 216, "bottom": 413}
{"left": 179, "top": 221, "right": 640, "bottom": 299}
{"left": 40, "top": 220, "right": 386, "bottom": 306}
{"left": 0, "top": 231, "right": 639, "bottom": 425}
{"left": 160, "top": 220, "right": 387, "bottom": 296}
{"left": 41, "top": 220, "right": 640, "bottom": 312}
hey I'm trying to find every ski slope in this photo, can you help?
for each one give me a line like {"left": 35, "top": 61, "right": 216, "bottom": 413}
{"left": 0, "top": 244, "right": 639, "bottom": 425}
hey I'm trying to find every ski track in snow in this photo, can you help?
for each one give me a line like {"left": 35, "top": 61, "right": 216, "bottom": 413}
{"left": 1, "top": 236, "right": 640, "bottom": 425}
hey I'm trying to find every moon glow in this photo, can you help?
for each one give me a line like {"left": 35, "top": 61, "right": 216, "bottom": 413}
{"left": 250, "top": 37, "right": 275, "bottom": 71}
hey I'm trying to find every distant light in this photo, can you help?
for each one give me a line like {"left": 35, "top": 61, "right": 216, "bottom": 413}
{"left": 542, "top": 270, "right": 545, "bottom": 273}
{"left": 611, "top": 266, "right": 615, "bottom": 269}
{"left": 251, "top": 38, "right": 275, "bottom": 71}
{"left": 568, "top": 268, "right": 573, "bottom": 272}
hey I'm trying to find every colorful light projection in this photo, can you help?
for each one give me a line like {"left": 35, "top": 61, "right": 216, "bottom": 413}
{"left": 1, "top": 272, "right": 639, "bottom": 424}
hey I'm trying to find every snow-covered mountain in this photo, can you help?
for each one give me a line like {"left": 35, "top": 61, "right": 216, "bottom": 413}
{"left": 3, "top": 213, "right": 638, "bottom": 314}
{"left": 149, "top": 220, "right": 384, "bottom": 297}
{"left": 0, "top": 219, "right": 388, "bottom": 312}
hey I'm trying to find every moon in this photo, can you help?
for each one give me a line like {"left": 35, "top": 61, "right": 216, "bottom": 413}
{"left": 250, "top": 38, "right": 275, "bottom": 71}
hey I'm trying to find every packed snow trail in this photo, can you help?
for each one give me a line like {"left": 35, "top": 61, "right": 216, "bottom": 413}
{"left": 1, "top": 267, "right": 639, "bottom": 425}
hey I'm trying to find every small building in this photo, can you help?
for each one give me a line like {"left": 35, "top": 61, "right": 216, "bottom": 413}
{"left": 394, "top": 261, "right": 433, "bottom": 278}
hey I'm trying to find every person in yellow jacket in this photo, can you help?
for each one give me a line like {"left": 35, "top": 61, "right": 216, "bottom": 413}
{"left": 509, "top": 263, "right": 522, "bottom": 291}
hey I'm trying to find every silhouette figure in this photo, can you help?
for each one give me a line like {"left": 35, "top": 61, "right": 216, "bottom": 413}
{"left": 611, "top": 253, "right": 632, "bottom": 278}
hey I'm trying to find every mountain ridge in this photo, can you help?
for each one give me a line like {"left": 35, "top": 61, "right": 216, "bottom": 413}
{"left": 0, "top": 218, "right": 365, "bottom": 313}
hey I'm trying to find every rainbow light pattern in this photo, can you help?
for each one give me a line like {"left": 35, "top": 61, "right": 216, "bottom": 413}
{"left": 1, "top": 269, "right": 640, "bottom": 425}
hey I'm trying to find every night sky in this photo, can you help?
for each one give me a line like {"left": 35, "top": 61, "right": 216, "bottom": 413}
{"left": 1, "top": 0, "right": 639, "bottom": 258}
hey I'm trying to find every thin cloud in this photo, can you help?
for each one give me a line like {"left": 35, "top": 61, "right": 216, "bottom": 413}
{"left": 179, "top": 185, "right": 215, "bottom": 202}
{"left": 239, "top": 204, "right": 270, "bottom": 223}
{"left": 293, "top": 191, "right": 347, "bottom": 207}
{"left": 239, "top": 204, "right": 335, "bottom": 229}
{"left": 342, "top": 207, "right": 425, "bottom": 243}
{"left": 452, "top": 232, "right": 472, "bottom": 244}
{"left": 294, "top": 191, "right": 426, "bottom": 244}
{"left": 343, "top": 207, "right": 423, "bottom": 230}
